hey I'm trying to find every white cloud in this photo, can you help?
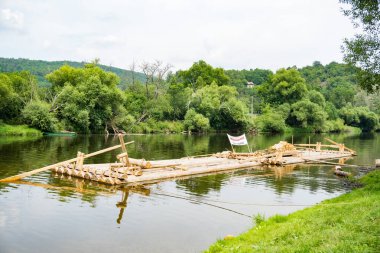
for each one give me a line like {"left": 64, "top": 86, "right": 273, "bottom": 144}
{"left": 0, "top": 0, "right": 356, "bottom": 71}
{"left": 0, "top": 8, "right": 24, "bottom": 30}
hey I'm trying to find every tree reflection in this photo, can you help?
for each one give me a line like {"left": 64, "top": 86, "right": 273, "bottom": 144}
{"left": 175, "top": 173, "right": 229, "bottom": 196}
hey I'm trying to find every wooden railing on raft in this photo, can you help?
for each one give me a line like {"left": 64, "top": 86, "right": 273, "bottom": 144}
{"left": 0, "top": 135, "right": 134, "bottom": 183}
{"left": 294, "top": 138, "right": 356, "bottom": 155}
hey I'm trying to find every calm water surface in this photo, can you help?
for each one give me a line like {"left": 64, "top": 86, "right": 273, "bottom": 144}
{"left": 0, "top": 133, "right": 379, "bottom": 253}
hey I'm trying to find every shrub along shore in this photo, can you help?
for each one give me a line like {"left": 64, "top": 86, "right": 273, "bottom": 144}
{"left": 1, "top": 59, "right": 379, "bottom": 135}
{"left": 205, "top": 170, "right": 380, "bottom": 253}
{"left": 0, "top": 123, "right": 42, "bottom": 136}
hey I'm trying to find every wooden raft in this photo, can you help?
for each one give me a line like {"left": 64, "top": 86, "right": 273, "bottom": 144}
{"left": 1, "top": 137, "right": 355, "bottom": 186}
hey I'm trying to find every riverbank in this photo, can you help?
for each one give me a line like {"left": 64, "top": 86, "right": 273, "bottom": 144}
{"left": 205, "top": 170, "right": 380, "bottom": 252}
{"left": 0, "top": 124, "right": 42, "bottom": 136}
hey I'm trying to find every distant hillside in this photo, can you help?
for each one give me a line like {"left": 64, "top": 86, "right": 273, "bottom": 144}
{"left": 0, "top": 57, "right": 145, "bottom": 87}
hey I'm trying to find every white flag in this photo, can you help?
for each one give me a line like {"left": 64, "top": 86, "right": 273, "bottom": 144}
{"left": 227, "top": 134, "right": 248, "bottom": 146}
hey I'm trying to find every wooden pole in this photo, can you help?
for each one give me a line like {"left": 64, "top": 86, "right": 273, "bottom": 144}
{"left": 0, "top": 141, "right": 134, "bottom": 183}
{"left": 246, "top": 144, "right": 252, "bottom": 153}
{"left": 118, "top": 134, "right": 127, "bottom": 153}
{"left": 230, "top": 144, "right": 235, "bottom": 154}
{"left": 118, "top": 134, "right": 130, "bottom": 166}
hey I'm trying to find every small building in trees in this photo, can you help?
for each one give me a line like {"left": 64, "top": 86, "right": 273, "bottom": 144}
{"left": 246, "top": 81, "right": 255, "bottom": 88}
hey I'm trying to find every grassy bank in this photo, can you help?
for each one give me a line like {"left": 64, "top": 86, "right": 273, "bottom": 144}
{"left": 0, "top": 124, "right": 42, "bottom": 136}
{"left": 205, "top": 170, "right": 380, "bottom": 253}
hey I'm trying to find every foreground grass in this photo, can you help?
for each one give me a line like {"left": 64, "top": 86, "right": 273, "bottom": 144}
{"left": 205, "top": 171, "right": 380, "bottom": 253}
{"left": 0, "top": 124, "right": 42, "bottom": 136}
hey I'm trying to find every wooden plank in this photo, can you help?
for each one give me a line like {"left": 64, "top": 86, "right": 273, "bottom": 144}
{"left": 0, "top": 141, "right": 134, "bottom": 182}
{"left": 324, "top": 138, "right": 356, "bottom": 154}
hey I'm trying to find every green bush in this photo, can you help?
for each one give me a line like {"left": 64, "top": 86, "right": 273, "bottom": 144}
{"left": 0, "top": 123, "right": 42, "bottom": 136}
{"left": 184, "top": 109, "right": 210, "bottom": 132}
{"left": 323, "top": 119, "right": 345, "bottom": 132}
{"left": 340, "top": 106, "right": 379, "bottom": 132}
{"left": 129, "top": 120, "right": 184, "bottom": 134}
{"left": 255, "top": 112, "right": 286, "bottom": 133}
{"left": 287, "top": 99, "right": 327, "bottom": 132}
{"left": 21, "top": 101, "right": 58, "bottom": 132}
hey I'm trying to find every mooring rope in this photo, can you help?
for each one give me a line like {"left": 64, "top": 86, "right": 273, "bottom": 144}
{"left": 152, "top": 192, "right": 253, "bottom": 218}
{"left": 154, "top": 190, "right": 311, "bottom": 207}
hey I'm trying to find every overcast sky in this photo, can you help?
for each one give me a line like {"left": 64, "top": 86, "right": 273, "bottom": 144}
{"left": 0, "top": 0, "right": 355, "bottom": 71}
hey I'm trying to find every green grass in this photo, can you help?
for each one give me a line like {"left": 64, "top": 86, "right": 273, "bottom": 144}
{"left": 0, "top": 124, "right": 42, "bottom": 136}
{"left": 205, "top": 170, "right": 380, "bottom": 253}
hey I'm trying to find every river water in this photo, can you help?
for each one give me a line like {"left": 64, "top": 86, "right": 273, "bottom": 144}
{"left": 0, "top": 133, "right": 379, "bottom": 253}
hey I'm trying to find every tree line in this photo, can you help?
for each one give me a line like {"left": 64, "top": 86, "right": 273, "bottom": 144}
{"left": 0, "top": 59, "right": 379, "bottom": 134}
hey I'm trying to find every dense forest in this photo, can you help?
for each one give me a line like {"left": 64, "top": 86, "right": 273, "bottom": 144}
{"left": 0, "top": 58, "right": 379, "bottom": 134}
{"left": 0, "top": 57, "right": 146, "bottom": 88}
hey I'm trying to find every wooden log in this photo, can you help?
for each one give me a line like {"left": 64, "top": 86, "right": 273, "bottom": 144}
{"left": 64, "top": 167, "right": 73, "bottom": 176}
{"left": 57, "top": 166, "right": 65, "bottom": 174}
{"left": 0, "top": 141, "right": 134, "bottom": 182}
{"left": 104, "top": 177, "right": 115, "bottom": 185}
{"left": 294, "top": 144, "right": 338, "bottom": 148}
{"left": 376, "top": 159, "right": 380, "bottom": 167}
{"left": 84, "top": 172, "right": 93, "bottom": 180}
{"left": 334, "top": 169, "right": 351, "bottom": 177}
{"left": 128, "top": 158, "right": 152, "bottom": 169}
{"left": 95, "top": 169, "right": 104, "bottom": 175}
{"left": 72, "top": 170, "right": 80, "bottom": 177}
{"left": 88, "top": 167, "right": 97, "bottom": 174}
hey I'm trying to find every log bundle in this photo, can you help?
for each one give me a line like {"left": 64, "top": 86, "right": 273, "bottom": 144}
{"left": 51, "top": 162, "right": 144, "bottom": 185}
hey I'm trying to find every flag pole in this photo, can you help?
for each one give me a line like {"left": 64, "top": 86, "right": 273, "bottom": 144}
{"left": 230, "top": 143, "right": 235, "bottom": 153}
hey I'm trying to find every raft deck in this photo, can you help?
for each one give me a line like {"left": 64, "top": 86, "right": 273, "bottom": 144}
{"left": 51, "top": 149, "right": 353, "bottom": 185}
{"left": 0, "top": 136, "right": 355, "bottom": 185}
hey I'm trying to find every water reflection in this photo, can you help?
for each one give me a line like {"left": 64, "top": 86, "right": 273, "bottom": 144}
{"left": 1, "top": 133, "right": 380, "bottom": 253}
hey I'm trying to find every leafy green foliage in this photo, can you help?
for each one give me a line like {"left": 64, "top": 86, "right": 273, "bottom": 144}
{"left": 0, "top": 72, "right": 38, "bottom": 121}
{"left": 176, "top": 60, "right": 230, "bottom": 88}
{"left": 258, "top": 68, "right": 308, "bottom": 105}
{"left": 339, "top": 105, "right": 379, "bottom": 131}
{"left": 47, "top": 64, "right": 124, "bottom": 132}
{"left": 0, "top": 57, "right": 145, "bottom": 87}
{"left": 190, "top": 84, "right": 249, "bottom": 130}
{"left": 183, "top": 109, "right": 210, "bottom": 132}
{"left": 22, "top": 101, "right": 57, "bottom": 132}
{"left": 254, "top": 111, "right": 286, "bottom": 133}
{"left": 307, "top": 90, "right": 326, "bottom": 108}
{"left": 0, "top": 59, "right": 378, "bottom": 134}
{"left": 340, "top": 0, "right": 380, "bottom": 92}
{"left": 287, "top": 100, "right": 328, "bottom": 131}
{"left": 0, "top": 123, "right": 42, "bottom": 136}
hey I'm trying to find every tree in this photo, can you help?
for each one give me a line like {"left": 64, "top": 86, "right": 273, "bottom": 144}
{"left": 183, "top": 109, "right": 210, "bottom": 132}
{"left": 0, "top": 72, "right": 38, "bottom": 121}
{"left": 176, "top": 60, "right": 230, "bottom": 88}
{"left": 287, "top": 100, "right": 328, "bottom": 131}
{"left": 22, "top": 101, "right": 57, "bottom": 132}
{"left": 258, "top": 68, "right": 308, "bottom": 105}
{"left": 339, "top": 105, "right": 379, "bottom": 131}
{"left": 46, "top": 64, "right": 125, "bottom": 133}
{"left": 340, "top": 0, "right": 380, "bottom": 92}
{"left": 307, "top": 90, "right": 326, "bottom": 108}
{"left": 254, "top": 111, "right": 286, "bottom": 133}
{"left": 190, "top": 83, "right": 249, "bottom": 130}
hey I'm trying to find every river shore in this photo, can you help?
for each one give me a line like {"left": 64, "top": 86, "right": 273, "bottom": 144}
{"left": 205, "top": 169, "right": 380, "bottom": 252}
